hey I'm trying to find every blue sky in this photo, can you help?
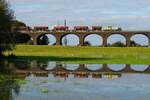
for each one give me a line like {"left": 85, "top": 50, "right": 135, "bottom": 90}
{"left": 9, "top": 0, "right": 150, "bottom": 31}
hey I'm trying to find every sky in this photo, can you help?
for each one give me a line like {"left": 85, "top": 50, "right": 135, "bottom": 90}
{"left": 8, "top": 0, "right": 150, "bottom": 31}
{"left": 8, "top": 0, "right": 150, "bottom": 45}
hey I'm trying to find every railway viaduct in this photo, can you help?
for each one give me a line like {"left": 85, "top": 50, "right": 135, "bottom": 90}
{"left": 20, "top": 31, "right": 150, "bottom": 46}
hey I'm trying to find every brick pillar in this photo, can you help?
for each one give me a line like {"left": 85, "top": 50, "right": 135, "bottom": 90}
{"left": 79, "top": 37, "right": 84, "bottom": 46}
{"left": 102, "top": 35, "right": 107, "bottom": 47}
{"left": 32, "top": 37, "right": 37, "bottom": 45}
{"left": 148, "top": 37, "right": 150, "bottom": 47}
{"left": 56, "top": 38, "right": 61, "bottom": 45}
{"left": 55, "top": 34, "right": 61, "bottom": 45}
{"left": 126, "top": 38, "right": 131, "bottom": 47}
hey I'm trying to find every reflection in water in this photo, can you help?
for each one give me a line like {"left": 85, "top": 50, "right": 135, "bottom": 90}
{"left": 102, "top": 73, "right": 122, "bottom": 80}
{"left": 1, "top": 60, "right": 150, "bottom": 100}
{"left": 107, "top": 64, "right": 126, "bottom": 71}
{"left": 63, "top": 64, "right": 79, "bottom": 70}
{"left": 86, "top": 64, "right": 103, "bottom": 71}
{"left": 45, "top": 61, "right": 56, "bottom": 70}
{"left": 131, "top": 65, "right": 149, "bottom": 71}
{"left": 0, "top": 61, "right": 20, "bottom": 100}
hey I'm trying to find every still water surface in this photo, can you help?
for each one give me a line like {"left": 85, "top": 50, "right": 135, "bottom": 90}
{"left": 0, "top": 60, "right": 150, "bottom": 100}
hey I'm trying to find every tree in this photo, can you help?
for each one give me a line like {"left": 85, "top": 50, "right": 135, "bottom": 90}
{"left": 0, "top": 0, "right": 14, "bottom": 56}
{"left": 130, "top": 40, "right": 141, "bottom": 47}
{"left": 111, "top": 41, "right": 126, "bottom": 47}
{"left": 13, "top": 33, "right": 32, "bottom": 44}
{"left": 38, "top": 35, "right": 49, "bottom": 45}
{"left": 11, "top": 20, "right": 26, "bottom": 27}
{"left": 0, "top": 61, "right": 20, "bottom": 100}
{"left": 84, "top": 41, "right": 91, "bottom": 46}
{"left": 11, "top": 20, "right": 33, "bottom": 44}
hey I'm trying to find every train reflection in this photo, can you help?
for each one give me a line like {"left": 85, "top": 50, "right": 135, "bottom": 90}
{"left": 8, "top": 61, "right": 150, "bottom": 80}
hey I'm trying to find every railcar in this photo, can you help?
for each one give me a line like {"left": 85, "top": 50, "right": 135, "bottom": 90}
{"left": 92, "top": 26, "right": 102, "bottom": 31}
{"left": 74, "top": 26, "right": 89, "bottom": 31}
{"left": 34, "top": 26, "right": 49, "bottom": 31}
{"left": 52, "top": 26, "right": 69, "bottom": 31}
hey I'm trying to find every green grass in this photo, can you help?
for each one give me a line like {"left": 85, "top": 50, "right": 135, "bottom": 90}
{"left": 4, "top": 45, "right": 150, "bottom": 64}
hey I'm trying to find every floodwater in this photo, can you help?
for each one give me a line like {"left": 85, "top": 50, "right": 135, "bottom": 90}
{"left": 1, "top": 60, "right": 150, "bottom": 100}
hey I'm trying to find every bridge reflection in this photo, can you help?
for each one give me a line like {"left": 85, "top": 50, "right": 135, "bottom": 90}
{"left": 10, "top": 62, "right": 150, "bottom": 80}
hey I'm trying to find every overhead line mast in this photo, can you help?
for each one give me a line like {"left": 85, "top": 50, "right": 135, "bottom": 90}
{"left": 64, "top": 19, "right": 67, "bottom": 46}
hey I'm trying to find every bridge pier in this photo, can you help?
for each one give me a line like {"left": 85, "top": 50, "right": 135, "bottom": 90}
{"left": 126, "top": 38, "right": 131, "bottom": 47}
{"left": 56, "top": 38, "right": 61, "bottom": 45}
{"left": 55, "top": 34, "right": 61, "bottom": 45}
{"left": 30, "top": 34, "right": 38, "bottom": 45}
{"left": 102, "top": 35, "right": 107, "bottom": 47}
{"left": 148, "top": 37, "right": 150, "bottom": 47}
{"left": 33, "top": 38, "right": 37, "bottom": 45}
{"left": 125, "top": 34, "right": 132, "bottom": 47}
{"left": 79, "top": 37, "right": 84, "bottom": 46}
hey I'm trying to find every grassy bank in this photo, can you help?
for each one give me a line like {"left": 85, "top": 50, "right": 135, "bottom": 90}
{"left": 4, "top": 45, "right": 150, "bottom": 64}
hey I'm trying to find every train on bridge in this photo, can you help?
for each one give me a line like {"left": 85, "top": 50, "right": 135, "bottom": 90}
{"left": 35, "top": 25, "right": 122, "bottom": 32}
{"left": 13, "top": 25, "right": 122, "bottom": 32}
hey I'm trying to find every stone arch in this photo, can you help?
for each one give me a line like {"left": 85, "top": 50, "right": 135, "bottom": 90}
{"left": 107, "top": 33, "right": 127, "bottom": 46}
{"left": 60, "top": 33, "right": 80, "bottom": 46}
{"left": 130, "top": 33, "right": 149, "bottom": 46}
{"left": 37, "top": 33, "right": 56, "bottom": 45}
{"left": 83, "top": 34, "right": 103, "bottom": 46}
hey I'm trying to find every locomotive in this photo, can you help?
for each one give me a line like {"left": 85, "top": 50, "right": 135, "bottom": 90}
{"left": 102, "top": 26, "right": 122, "bottom": 31}
{"left": 92, "top": 26, "right": 102, "bottom": 31}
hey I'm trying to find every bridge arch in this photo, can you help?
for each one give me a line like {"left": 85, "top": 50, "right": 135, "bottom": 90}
{"left": 36, "top": 33, "right": 56, "bottom": 45}
{"left": 107, "top": 33, "right": 126, "bottom": 46}
{"left": 130, "top": 33, "right": 149, "bottom": 46}
{"left": 60, "top": 33, "right": 80, "bottom": 46}
{"left": 83, "top": 34, "right": 103, "bottom": 46}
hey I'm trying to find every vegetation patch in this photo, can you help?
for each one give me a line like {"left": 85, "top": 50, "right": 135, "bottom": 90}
{"left": 15, "top": 79, "right": 29, "bottom": 85}
{"left": 41, "top": 88, "right": 49, "bottom": 93}
{"left": 4, "top": 45, "right": 150, "bottom": 64}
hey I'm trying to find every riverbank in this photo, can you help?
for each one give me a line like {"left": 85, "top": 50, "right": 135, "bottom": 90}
{"left": 4, "top": 45, "right": 150, "bottom": 64}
